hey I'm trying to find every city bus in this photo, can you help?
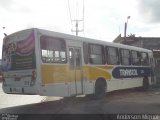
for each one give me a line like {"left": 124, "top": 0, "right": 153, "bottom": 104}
{"left": 1, "top": 28, "right": 155, "bottom": 98}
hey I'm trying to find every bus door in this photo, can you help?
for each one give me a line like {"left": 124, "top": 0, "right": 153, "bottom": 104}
{"left": 69, "top": 47, "right": 83, "bottom": 95}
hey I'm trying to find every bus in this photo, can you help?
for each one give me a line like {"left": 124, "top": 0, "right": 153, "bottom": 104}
{"left": 1, "top": 28, "right": 155, "bottom": 98}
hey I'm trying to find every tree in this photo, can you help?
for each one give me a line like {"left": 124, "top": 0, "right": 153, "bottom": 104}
{"left": 128, "top": 33, "right": 135, "bottom": 38}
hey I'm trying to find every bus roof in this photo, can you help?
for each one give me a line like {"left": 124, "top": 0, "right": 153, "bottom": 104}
{"left": 36, "top": 28, "right": 152, "bottom": 53}
{"left": 5, "top": 28, "right": 152, "bottom": 53}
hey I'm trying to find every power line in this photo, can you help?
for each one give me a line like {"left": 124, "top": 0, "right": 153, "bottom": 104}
{"left": 67, "top": 0, "right": 84, "bottom": 36}
{"left": 67, "top": 0, "right": 74, "bottom": 35}
{"left": 67, "top": 0, "right": 72, "bottom": 27}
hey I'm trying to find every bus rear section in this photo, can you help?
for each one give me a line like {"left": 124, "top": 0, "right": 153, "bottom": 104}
{"left": 2, "top": 29, "right": 37, "bottom": 95}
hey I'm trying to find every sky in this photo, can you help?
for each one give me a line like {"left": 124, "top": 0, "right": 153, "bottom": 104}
{"left": 1, "top": 0, "right": 160, "bottom": 57}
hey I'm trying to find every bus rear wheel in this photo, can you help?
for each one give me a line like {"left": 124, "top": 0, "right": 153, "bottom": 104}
{"left": 94, "top": 79, "right": 107, "bottom": 99}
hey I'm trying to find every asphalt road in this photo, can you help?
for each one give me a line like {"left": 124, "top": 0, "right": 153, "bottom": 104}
{"left": 0, "top": 83, "right": 48, "bottom": 109}
{"left": 1, "top": 83, "right": 160, "bottom": 119}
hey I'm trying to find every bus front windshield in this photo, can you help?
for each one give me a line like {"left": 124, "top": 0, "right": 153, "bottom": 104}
{"left": 2, "top": 31, "right": 36, "bottom": 71}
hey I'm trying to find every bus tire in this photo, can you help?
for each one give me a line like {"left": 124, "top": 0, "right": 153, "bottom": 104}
{"left": 142, "top": 77, "right": 149, "bottom": 90}
{"left": 94, "top": 78, "right": 107, "bottom": 99}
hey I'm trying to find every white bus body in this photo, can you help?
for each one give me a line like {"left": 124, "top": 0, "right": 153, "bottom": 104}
{"left": 2, "top": 28, "right": 155, "bottom": 97}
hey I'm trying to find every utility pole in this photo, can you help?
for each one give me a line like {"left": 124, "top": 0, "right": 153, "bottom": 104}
{"left": 71, "top": 20, "right": 83, "bottom": 36}
{"left": 68, "top": 0, "right": 84, "bottom": 36}
{"left": 124, "top": 16, "right": 130, "bottom": 38}
{"left": 76, "top": 20, "right": 78, "bottom": 36}
{"left": 124, "top": 16, "right": 130, "bottom": 44}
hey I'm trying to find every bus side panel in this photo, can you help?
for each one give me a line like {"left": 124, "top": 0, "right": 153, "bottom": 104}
{"left": 40, "top": 64, "right": 70, "bottom": 96}
{"left": 107, "top": 78, "right": 144, "bottom": 92}
{"left": 40, "top": 64, "right": 87, "bottom": 97}
{"left": 82, "top": 65, "right": 112, "bottom": 94}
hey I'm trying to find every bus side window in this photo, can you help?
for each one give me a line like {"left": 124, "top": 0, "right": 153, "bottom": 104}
{"left": 41, "top": 49, "right": 47, "bottom": 62}
{"left": 69, "top": 48, "right": 74, "bottom": 68}
{"left": 89, "top": 44, "right": 105, "bottom": 65}
{"left": 141, "top": 52, "right": 149, "bottom": 66}
{"left": 83, "top": 42, "right": 88, "bottom": 64}
{"left": 107, "top": 46, "right": 119, "bottom": 65}
{"left": 120, "top": 49, "right": 131, "bottom": 65}
{"left": 60, "top": 51, "right": 66, "bottom": 62}
{"left": 75, "top": 49, "right": 81, "bottom": 67}
{"left": 131, "top": 51, "right": 141, "bottom": 66}
{"left": 40, "top": 36, "right": 67, "bottom": 63}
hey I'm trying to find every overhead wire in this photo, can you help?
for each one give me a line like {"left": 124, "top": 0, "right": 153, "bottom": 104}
{"left": 67, "top": 0, "right": 74, "bottom": 35}
{"left": 67, "top": 0, "right": 85, "bottom": 36}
